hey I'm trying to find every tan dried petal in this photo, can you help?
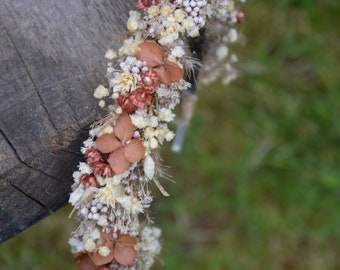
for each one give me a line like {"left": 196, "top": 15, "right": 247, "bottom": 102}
{"left": 154, "top": 60, "right": 184, "bottom": 85}
{"left": 116, "top": 234, "right": 137, "bottom": 247}
{"left": 74, "top": 253, "right": 101, "bottom": 270}
{"left": 124, "top": 139, "right": 145, "bottom": 163}
{"left": 88, "top": 243, "right": 114, "bottom": 266}
{"left": 107, "top": 148, "right": 130, "bottom": 174}
{"left": 96, "top": 133, "right": 121, "bottom": 153}
{"left": 164, "top": 60, "right": 184, "bottom": 82}
{"left": 114, "top": 113, "right": 134, "bottom": 143}
{"left": 137, "top": 42, "right": 164, "bottom": 67}
{"left": 102, "top": 231, "right": 115, "bottom": 242}
{"left": 113, "top": 235, "right": 137, "bottom": 266}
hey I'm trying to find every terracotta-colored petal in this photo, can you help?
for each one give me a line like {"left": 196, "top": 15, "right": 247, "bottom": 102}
{"left": 88, "top": 243, "right": 114, "bottom": 266}
{"left": 114, "top": 113, "right": 134, "bottom": 143}
{"left": 164, "top": 60, "right": 184, "bottom": 83}
{"left": 137, "top": 42, "right": 164, "bottom": 67}
{"left": 154, "top": 60, "right": 184, "bottom": 85}
{"left": 73, "top": 252, "right": 87, "bottom": 263}
{"left": 113, "top": 235, "right": 137, "bottom": 266}
{"left": 124, "top": 139, "right": 145, "bottom": 163}
{"left": 96, "top": 133, "right": 121, "bottom": 154}
{"left": 75, "top": 253, "right": 101, "bottom": 270}
{"left": 116, "top": 234, "right": 137, "bottom": 247}
{"left": 101, "top": 231, "right": 115, "bottom": 242}
{"left": 153, "top": 66, "right": 170, "bottom": 85}
{"left": 107, "top": 148, "right": 131, "bottom": 174}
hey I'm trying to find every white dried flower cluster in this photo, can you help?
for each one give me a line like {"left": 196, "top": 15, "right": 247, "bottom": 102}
{"left": 200, "top": 0, "right": 246, "bottom": 85}
{"left": 68, "top": 1, "right": 245, "bottom": 269}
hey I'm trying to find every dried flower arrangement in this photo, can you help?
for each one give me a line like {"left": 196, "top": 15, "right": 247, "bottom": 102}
{"left": 68, "top": 1, "right": 245, "bottom": 269}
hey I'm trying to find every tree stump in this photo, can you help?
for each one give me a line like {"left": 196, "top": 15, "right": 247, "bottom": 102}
{"left": 0, "top": 0, "right": 134, "bottom": 243}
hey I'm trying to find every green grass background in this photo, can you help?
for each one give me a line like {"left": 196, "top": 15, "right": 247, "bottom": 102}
{"left": 1, "top": 0, "right": 340, "bottom": 269}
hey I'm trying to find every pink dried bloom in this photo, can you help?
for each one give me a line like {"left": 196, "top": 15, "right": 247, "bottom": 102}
{"left": 237, "top": 11, "right": 245, "bottom": 23}
{"left": 84, "top": 147, "right": 103, "bottom": 164}
{"left": 139, "top": 70, "right": 160, "bottom": 92}
{"left": 91, "top": 161, "right": 114, "bottom": 178}
{"left": 135, "top": 0, "right": 160, "bottom": 10}
{"left": 129, "top": 88, "right": 153, "bottom": 109}
{"left": 79, "top": 173, "right": 100, "bottom": 188}
{"left": 118, "top": 88, "right": 153, "bottom": 113}
{"left": 117, "top": 94, "right": 138, "bottom": 114}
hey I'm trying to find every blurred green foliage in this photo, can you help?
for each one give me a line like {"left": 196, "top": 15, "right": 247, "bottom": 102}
{"left": 1, "top": 0, "right": 339, "bottom": 269}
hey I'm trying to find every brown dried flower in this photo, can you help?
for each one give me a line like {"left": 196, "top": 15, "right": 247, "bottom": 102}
{"left": 135, "top": 0, "right": 160, "bottom": 10}
{"left": 117, "top": 94, "right": 138, "bottom": 113}
{"left": 84, "top": 147, "right": 103, "bottom": 165}
{"left": 91, "top": 162, "right": 114, "bottom": 178}
{"left": 96, "top": 113, "right": 145, "bottom": 174}
{"left": 129, "top": 88, "right": 153, "bottom": 109}
{"left": 237, "top": 11, "right": 245, "bottom": 23}
{"left": 136, "top": 41, "right": 184, "bottom": 85}
{"left": 79, "top": 173, "right": 100, "bottom": 188}
{"left": 118, "top": 88, "right": 153, "bottom": 113}
{"left": 139, "top": 70, "right": 160, "bottom": 92}
{"left": 74, "top": 232, "right": 137, "bottom": 269}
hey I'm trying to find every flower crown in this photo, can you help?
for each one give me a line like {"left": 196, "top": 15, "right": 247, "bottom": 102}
{"left": 68, "top": 1, "right": 245, "bottom": 269}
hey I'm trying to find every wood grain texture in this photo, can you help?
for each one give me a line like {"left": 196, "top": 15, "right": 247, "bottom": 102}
{"left": 0, "top": 0, "right": 134, "bottom": 242}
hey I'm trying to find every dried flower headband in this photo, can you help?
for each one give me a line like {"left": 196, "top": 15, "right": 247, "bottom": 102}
{"left": 68, "top": 1, "right": 245, "bottom": 269}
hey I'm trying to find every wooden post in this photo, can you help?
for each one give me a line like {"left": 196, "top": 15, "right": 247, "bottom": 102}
{"left": 0, "top": 0, "right": 134, "bottom": 242}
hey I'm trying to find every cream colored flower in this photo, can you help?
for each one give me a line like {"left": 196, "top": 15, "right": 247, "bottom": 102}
{"left": 159, "top": 35, "right": 176, "bottom": 46}
{"left": 147, "top": 6, "right": 159, "bottom": 19}
{"left": 85, "top": 239, "right": 97, "bottom": 252}
{"left": 98, "top": 246, "right": 111, "bottom": 257}
{"left": 160, "top": 5, "right": 173, "bottom": 16}
{"left": 127, "top": 18, "right": 139, "bottom": 32}
{"left": 154, "top": 127, "right": 164, "bottom": 137}
{"left": 120, "top": 196, "right": 144, "bottom": 214}
{"left": 166, "top": 21, "right": 181, "bottom": 37}
{"left": 159, "top": 108, "right": 175, "bottom": 122}
{"left": 165, "top": 131, "right": 175, "bottom": 142}
{"left": 131, "top": 113, "right": 148, "bottom": 129}
{"left": 119, "top": 38, "right": 139, "bottom": 56}
{"left": 97, "top": 125, "right": 114, "bottom": 137}
{"left": 174, "top": 9, "right": 186, "bottom": 22}
{"left": 188, "top": 25, "right": 200, "bottom": 37}
{"left": 111, "top": 72, "right": 138, "bottom": 93}
{"left": 98, "top": 100, "right": 105, "bottom": 108}
{"left": 96, "top": 183, "right": 125, "bottom": 208}
{"left": 94, "top": 84, "right": 109, "bottom": 99}
{"left": 144, "top": 127, "right": 155, "bottom": 140}
{"left": 105, "top": 49, "right": 117, "bottom": 59}
{"left": 150, "top": 137, "right": 158, "bottom": 149}
{"left": 182, "top": 18, "right": 195, "bottom": 31}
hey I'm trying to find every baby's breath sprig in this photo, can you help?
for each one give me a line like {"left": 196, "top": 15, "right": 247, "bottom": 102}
{"left": 68, "top": 1, "right": 245, "bottom": 269}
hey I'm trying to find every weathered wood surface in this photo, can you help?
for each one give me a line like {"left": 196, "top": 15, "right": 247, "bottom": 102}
{"left": 0, "top": 0, "right": 134, "bottom": 242}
